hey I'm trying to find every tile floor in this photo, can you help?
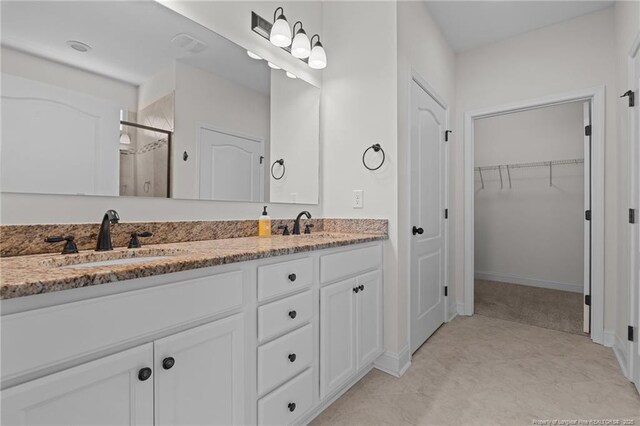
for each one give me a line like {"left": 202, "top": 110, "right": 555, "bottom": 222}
{"left": 311, "top": 315, "right": 640, "bottom": 425}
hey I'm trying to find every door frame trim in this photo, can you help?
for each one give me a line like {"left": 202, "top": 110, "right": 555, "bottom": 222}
{"left": 407, "top": 69, "right": 450, "bottom": 354}
{"left": 463, "top": 86, "right": 606, "bottom": 344}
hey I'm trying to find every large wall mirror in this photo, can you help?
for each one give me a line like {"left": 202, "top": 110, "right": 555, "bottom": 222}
{"left": 0, "top": 1, "right": 320, "bottom": 204}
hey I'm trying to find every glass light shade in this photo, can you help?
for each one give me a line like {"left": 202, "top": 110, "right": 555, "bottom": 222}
{"left": 285, "top": 71, "right": 297, "bottom": 79}
{"left": 308, "top": 43, "right": 327, "bottom": 69}
{"left": 268, "top": 62, "right": 281, "bottom": 70}
{"left": 247, "top": 50, "right": 262, "bottom": 60}
{"left": 270, "top": 17, "right": 291, "bottom": 47}
{"left": 291, "top": 30, "right": 310, "bottom": 59}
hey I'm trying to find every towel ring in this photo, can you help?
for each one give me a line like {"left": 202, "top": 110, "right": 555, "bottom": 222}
{"left": 271, "top": 159, "right": 285, "bottom": 180}
{"left": 362, "top": 144, "right": 385, "bottom": 171}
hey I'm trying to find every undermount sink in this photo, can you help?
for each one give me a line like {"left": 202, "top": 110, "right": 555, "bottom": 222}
{"left": 62, "top": 256, "right": 173, "bottom": 269}
{"left": 40, "top": 248, "right": 184, "bottom": 269}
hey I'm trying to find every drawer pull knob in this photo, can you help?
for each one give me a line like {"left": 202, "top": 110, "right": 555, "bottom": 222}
{"left": 288, "top": 310, "right": 297, "bottom": 319}
{"left": 162, "top": 357, "right": 175, "bottom": 370}
{"left": 288, "top": 402, "right": 296, "bottom": 412}
{"left": 359, "top": 284, "right": 364, "bottom": 291}
{"left": 138, "top": 367, "right": 152, "bottom": 381}
{"left": 288, "top": 273, "right": 297, "bottom": 282}
{"left": 353, "top": 287, "right": 359, "bottom": 293}
{"left": 288, "top": 353, "right": 297, "bottom": 362}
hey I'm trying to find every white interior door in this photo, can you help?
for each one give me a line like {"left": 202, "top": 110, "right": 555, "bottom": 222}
{"left": 1, "top": 73, "right": 120, "bottom": 196}
{"left": 629, "top": 44, "right": 640, "bottom": 392}
{"left": 198, "top": 127, "right": 264, "bottom": 202}
{"left": 583, "top": 101, "right": 592, "bottom": 334}
{"left": 410, "top": 79, "right": 448, "bottom": 353}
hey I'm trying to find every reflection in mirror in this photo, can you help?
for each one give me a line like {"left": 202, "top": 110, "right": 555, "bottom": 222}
{"left": 0, "top": 1, "right": 320, "bottom": 204}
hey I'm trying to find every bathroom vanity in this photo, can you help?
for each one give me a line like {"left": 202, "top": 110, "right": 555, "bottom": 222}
{"left": 0, "top": 233, "right": 385, "bottom": 425}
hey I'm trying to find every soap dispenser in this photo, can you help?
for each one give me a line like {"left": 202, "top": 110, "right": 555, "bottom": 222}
{"left": 259, "top": 206, "right": 271, "bottom": 237}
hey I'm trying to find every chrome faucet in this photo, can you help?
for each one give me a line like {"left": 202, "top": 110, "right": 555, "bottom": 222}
{"left": 292, "top": 211, "right": 311, "bottom": 235}
{"left": 96, "top": 209, "right": 120, "bottom": 251}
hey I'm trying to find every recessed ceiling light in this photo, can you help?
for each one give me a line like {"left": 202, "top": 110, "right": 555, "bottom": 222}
{"left": 247, "top": 50, "right": 262, "bottom": 60}
{"left": 66, "top": 40, "right": 92, "bottom": 53}
{"left": 268, "top": 62, "right": 281, "bottom": 70}
{"left": 285, "top": 71, "right": 297, "bottom": 79}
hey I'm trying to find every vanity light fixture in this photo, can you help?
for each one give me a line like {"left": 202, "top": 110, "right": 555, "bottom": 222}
{"left": 291, "top": 21, "right": 310, "bottom": 59}
{"left": 247, "top": 50, "right": 262, "bottom": 60}
{"left": 269, "top": 7, "right": 291, "bottom": 47}
{"left": 285, "top": 71, "right": 297, "bottom": 79}
{"left": 268, "top": 62, "right": 281, "bottom": 70}
{"left": 308, "top": 35, "right": 327, "bottom": 69}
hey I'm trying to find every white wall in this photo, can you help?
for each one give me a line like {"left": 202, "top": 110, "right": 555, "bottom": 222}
{"left": 397, "top": 1, "right": 457, "bottom": 352}
{"left": 137, "top": 63, "right": 175, "bottom": 111}
{"left": 0, "top": 1, "right": 323, "bottom": 224}
{"left": 613, "top": 0, "right": 640, "bottom": 357}
{"left": 321, "top": 1, "right": 399, "bottom": 352}
{"left": 455, "top": 8, "right": 618, "bottom": 331}
{"left": 173, "top": 61, "right": 270, "bottom": 200}
{"left": 474, "top": 102, "right": 585, "bottom": 292}
{"left": 270, "top": 71, "right": 320, "bottom": 204}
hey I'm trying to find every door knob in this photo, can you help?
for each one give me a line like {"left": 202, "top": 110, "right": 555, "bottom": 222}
{"left": 138, "top": 367, "right": 152, "bottom": 381}
{"left": 412, "top": 226, "right": 424, "bottom": 235}
{"left": 162, "top": 357, "right": 175, "bottom": 370}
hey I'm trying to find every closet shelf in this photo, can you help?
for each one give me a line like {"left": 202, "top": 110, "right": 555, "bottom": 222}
{"left": 475, "top": 158, "right": 584, "bottom": 189}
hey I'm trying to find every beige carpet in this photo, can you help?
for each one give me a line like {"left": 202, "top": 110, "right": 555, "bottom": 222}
{"left": 474, "top": 279, "right": 585, "bottom": 335}
{"left": 311, "top": 315, "right": 640, "bottom": 425}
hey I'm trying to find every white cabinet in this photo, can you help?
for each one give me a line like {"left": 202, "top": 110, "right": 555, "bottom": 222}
{"left": 1, "top": 343, "right": 154, "bottom": 426}
{"left": 319, "top": 277, "right": 357, "bottom": 399}
{"left": 154, "top": 314, "right": 244, "bottom": 426}
{"left": 320, "top": 270, "right": 383, "bottom": 399}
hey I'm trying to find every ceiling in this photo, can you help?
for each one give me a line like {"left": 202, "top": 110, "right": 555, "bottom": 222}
{"left": 1, "top": 1, "right": 270, "bottom": 94}
{"left": 425, "top": 1, "right": 615, "bottom": 53}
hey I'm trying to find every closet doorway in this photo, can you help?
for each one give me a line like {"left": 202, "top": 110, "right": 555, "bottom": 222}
{"left": 463, "top": 87, "right": 605, "bottom": 343}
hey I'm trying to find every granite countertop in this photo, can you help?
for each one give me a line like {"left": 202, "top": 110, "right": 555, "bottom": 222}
{"left": 0, "top": 232, "right": 387, "bottom": 300}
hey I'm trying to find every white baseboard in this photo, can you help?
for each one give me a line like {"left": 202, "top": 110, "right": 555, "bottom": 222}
{"left": 603, "top": 329, "right": 615, "bottom": 347}
{"left": 475, "top": 271, "right": 582, "bottom": 293}
{"left": 374, "top": 345, "right": 411, "bottom": 378}
{"left": 447, "top": 305, "right": 458, "bottom": 322}
{"left": 456, "top": 302, "right": 467, "bottom": 316}
{"left": 612, "top": 331, "right": 631, "bottom": 379}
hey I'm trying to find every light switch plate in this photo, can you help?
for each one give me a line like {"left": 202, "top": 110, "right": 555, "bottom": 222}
{"left": 353, "top": 190, "right": 363, "bottom": 208}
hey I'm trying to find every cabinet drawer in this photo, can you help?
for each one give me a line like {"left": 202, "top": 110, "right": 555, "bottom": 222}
{"left": 257, "top": 324, "right": 312, "bottom": 395}
{"left": 258, "top": 369, "right": 313, "bottom": 426}
{"left": 258, "top": 291, "right": 313, "bottom": 343}
{"left": 257, "top": 257, "right": 313, "bottom": 301}
{"left": 320, "top": 244, "right": 382, "bottom": 283}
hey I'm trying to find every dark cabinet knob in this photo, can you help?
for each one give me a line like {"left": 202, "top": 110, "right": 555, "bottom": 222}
{"left": 412, "top": 226, "right": 424, "bottom": 235}
{"left": 138, "top": 367, "right": 152, "bottom": 381}
{"left": 162, "top": 357, "right": 175, "bottom": 370}
{"left": 353, "top": 287, "right": 359, "bottom": 293}
{"left": 288, "top": 353, "right": 297, "bottom": 362}
{"left": 359, "top": 284, "right": 364, "bottom": 291}
{"left": 288, "top": 310, "right": 297, "bottom": 319}
{"left": 288, "top": 402, "right": 296, "bottom": 412}
{"left": 288, "top": 273, "right": 297, "bottom": 282}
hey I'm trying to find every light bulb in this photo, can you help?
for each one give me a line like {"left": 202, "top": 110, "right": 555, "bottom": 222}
{"left": 285, "top": 71, "right": 297, "bottom": 79}
{"left": 268, "top": 62, "right": 281, "bottom": 70}
{"left": 247, "top": 50, "right": 262, "bottom": 60}
{"left": 308, "top": 35, "right": 327, "bottom": 70}
{"left": 270, "top": 8, "right": 291, "bottom": 47}
{"left": 291, "top": 22, "right": 310, "bottom": 59}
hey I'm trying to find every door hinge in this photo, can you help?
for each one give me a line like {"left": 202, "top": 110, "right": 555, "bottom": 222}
{"left": 584, "top": 125, "right": 592, "bottom": 136}
{"left": 444, "top": 208, "right": 449, "bottom": 219}
{"left": 585, "top": 210, "right": 591, "bottom": 221}
{"left": 621, "top": 90, "right": 635, "bottom": 107}
{"left": 630, "top": 208, "right": 636, "bottom": 224}
{"left": 444, "top": 286, "right": 448, "bottom": 297}
{"left": 628, "top": 325, "right": 634, "bottom": 342}
{"left": 444, "top": 130, "right": 452, "bottom": 142}
{"left": 585, "top": 294, "right": 591, "bottom": 306}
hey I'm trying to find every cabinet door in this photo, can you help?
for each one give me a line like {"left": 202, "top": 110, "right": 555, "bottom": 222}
{"left": 320, "top": 278, "right": 357, "bottom": 399}
{"left": 356, "top": 270, "right": 383, "bottom": 369}
{"left": 154, "top": 314, "right": 244, "bottom": 426}
{"left": 1, "top": 343, "right": 154, "bottom": 426}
